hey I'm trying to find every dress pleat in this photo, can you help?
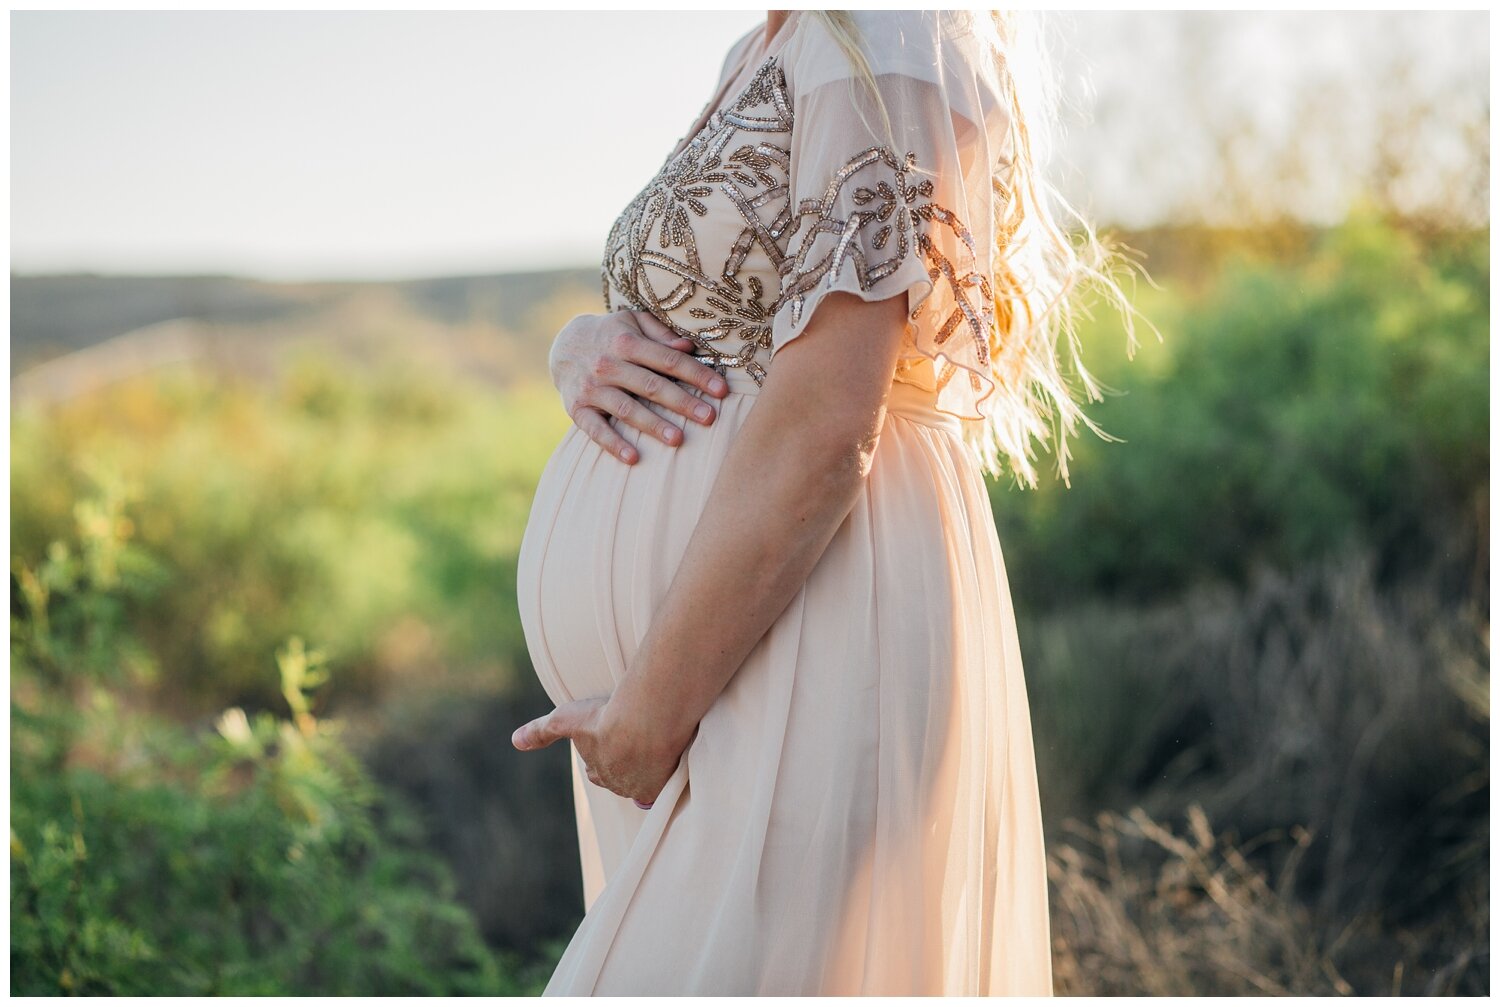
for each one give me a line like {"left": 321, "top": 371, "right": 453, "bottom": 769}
{"left": 516, "top": 372, "right": 1053, "bottom": 995}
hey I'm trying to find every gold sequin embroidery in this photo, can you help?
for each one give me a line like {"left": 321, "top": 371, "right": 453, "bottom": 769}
{"left": 776, "top": 146, "right": 996, "bottom": 374}
{"left": 600, "top": 54, "right": 992, "bottom": 392}
{"left": 601, "top": 56, "right": 793, "bottom": 383}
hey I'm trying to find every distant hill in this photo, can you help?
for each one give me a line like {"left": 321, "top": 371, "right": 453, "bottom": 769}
{"left": 15, "top": 224, "right": 1386, "bottom": 395}
{"left": 10, "top": 267, "right": 600, "bottom": 378}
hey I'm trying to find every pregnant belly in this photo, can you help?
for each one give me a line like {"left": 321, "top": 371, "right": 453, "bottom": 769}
{"left": 516, "top": 391, "right": 756, "bottom": 707}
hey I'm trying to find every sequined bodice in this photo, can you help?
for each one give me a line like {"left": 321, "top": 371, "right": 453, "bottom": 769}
{"left": 600, "top": 55, "right": 798, "bottom": 385}
{"left": 600, "top": 12, "right": 1011, "bottom": 415}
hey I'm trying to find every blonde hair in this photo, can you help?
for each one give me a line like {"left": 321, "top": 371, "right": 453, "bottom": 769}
{"left": 810, "top": 10, "right": 1152, "bottom": 489}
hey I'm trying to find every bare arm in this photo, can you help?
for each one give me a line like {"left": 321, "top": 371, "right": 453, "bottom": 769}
{"left": 513, "top": 289, "right": 910, "bottom": 802}
{"left": 603, "top": 289, "right": 908, "bottom": 751}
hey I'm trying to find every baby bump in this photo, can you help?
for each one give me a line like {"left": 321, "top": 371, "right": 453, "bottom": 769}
{"left": 516, "top": 394, "right": 756, "bottom": 707}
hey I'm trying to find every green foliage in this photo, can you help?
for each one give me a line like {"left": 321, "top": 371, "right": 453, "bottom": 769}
{"left": 11, "top": 353, "right": 572, "bottom": 716}
{"left": 996, "top": 216, "right": 1488, "bottom": 608}
{"left": 8, "top": 216, "right": 1487, "bottom": 995}
{"left": 10, "top": 487, "right": 531, "bottom": 995}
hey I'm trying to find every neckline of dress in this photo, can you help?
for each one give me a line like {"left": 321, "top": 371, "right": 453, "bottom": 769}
{"left": 665, "top": 13, "right": 803, "bottom": 163}
{"left": 743, "top": 11, "right": 801, "bottom": 71}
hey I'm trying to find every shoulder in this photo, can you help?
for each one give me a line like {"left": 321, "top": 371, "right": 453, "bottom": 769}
{"left": 785, "top": 11, "right": 990, "bottom": 90}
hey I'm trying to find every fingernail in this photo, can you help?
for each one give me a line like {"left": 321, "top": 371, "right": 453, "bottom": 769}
{"left": 621, "top": 447, "right": 637, "bottom": 463}
{"left": 710, "top": 378, "right": 728, "bottom": 395}
{"left": 693, "top": 403, "right": 713, "bottom": 422}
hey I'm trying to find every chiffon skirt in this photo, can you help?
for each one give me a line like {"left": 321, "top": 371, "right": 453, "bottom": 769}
{"left": 515, "top": 366, "right": 1053, "bottom": 995}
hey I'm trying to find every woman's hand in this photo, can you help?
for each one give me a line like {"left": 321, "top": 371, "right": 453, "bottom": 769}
{"left": 511, "top": 694, "right": 697, "bottom": 809}
{"left": 550, "top": 310, "right": 731, "bottom": 465}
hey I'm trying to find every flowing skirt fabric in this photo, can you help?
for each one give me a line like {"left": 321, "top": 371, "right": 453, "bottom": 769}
{"left": 515, "top": 368, "right": 1053, "bottom": 995}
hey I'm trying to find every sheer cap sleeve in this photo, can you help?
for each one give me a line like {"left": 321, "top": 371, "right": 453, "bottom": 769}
{"left": 769, "top": 11, "right": 1014, "bottom": 423}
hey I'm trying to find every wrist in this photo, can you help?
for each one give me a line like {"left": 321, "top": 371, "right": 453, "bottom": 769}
{"left": 599, "top": 683, "right": 698, "bottom": 761}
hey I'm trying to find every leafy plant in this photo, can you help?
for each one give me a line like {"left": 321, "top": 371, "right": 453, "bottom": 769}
{"left": 10, "top": 488, "right": 521, "bottom": 995}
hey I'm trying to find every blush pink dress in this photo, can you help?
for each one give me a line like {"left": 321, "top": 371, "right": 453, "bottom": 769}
{"left": 516, "top": 10, "right": 1053, "bottom": 995}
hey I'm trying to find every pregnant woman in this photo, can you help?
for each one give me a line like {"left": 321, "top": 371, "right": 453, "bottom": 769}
{"left": 513, "top": 9, "right": 1136, "bottom": 995}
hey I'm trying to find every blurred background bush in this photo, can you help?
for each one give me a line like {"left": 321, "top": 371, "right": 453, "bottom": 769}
{"left": 10, "top": 10, "right": 1488, "bottom": 996}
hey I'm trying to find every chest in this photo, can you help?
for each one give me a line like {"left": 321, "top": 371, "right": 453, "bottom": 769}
{"left": 600, "top": 55, "right": 796, "bottom": 386}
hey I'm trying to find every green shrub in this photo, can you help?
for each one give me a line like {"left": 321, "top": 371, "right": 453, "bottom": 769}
{"left": 996, "top": 215, "right": 1487, "bottom": 609}
{"left": 10, "top": 354, "right": 570, "bottom": 717}
{"left": 10, "top": 484, "right": 534, "bottom": 995}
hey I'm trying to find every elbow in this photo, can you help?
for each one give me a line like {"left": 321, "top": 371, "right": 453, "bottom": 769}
{"left": 796, "top": 408, "right": 884, "bottom": 502}
{"left": 835, "top": 422, "right": 883, "bottom": 483}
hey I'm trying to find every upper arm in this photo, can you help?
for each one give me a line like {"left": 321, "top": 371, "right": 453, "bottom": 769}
{"left": 757, "top": 289, "right": 910, "bottom": 473}
{"left": 761, "top": 12, "right": 1012, "bottom": 456}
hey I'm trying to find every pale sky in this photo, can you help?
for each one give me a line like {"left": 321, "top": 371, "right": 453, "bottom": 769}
{"left": 10, "top": 10, "right": 1487, "bottom": 281}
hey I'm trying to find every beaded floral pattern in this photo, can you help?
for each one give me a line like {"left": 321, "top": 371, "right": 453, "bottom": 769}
{"left": 600, "top": 54, "right": 994, "bottom": 391}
